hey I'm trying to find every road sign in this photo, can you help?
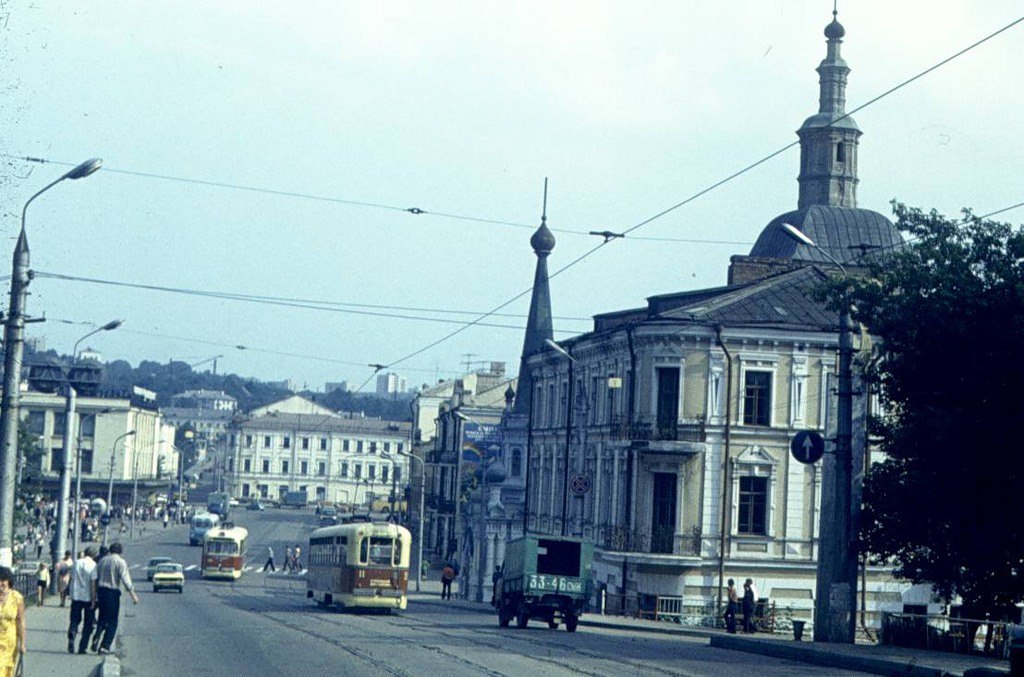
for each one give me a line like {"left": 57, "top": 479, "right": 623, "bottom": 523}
{"left": 790, "top": 430, "right": 825, "bottom": 464}
{"left": 569, "top": 474, "right": 591, "bottom": 495}
{"left": 99, "top": 513, "right": 111, "bottom": 527}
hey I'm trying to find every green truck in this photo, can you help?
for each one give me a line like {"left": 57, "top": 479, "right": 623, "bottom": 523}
{"left": 497, "top": 535, "right": 593, "bottom": 632}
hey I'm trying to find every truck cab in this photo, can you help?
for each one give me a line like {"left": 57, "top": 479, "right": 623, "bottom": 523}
{"left": 497, "top": 536, "right": 593, "bottom": 632}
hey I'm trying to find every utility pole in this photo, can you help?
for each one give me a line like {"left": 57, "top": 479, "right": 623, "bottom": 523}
{"left": 53, "top": 385, "right": 77, "bottom": 590}
{"left": 0, "top": 230, "right": 30, "bottom": 568}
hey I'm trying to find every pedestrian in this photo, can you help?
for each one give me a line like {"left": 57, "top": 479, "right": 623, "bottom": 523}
{"left": 490, "top": 565, "right": 503, "bottom": 608}
{"left": 58, "top": 550, "right": 74, "bottom": 607}
{"left": 293, "top": 545, "right": 302, "bottom": 572}
{"left": 742, "top": 578, "right": 756, "bottom": 633}
{"left": 67, "top": 547, "right": 98, "bottom": 654}
{"left": 162, "top": 513, "right": 169, "bottom": 529}
{"left": 0, "top": 567, "right": 26, "bottom": 676}
{"left": 262, "top": 546, "right": 276, "bottom": 572}
{"left": 93, "top": 542, "right": 139, "bottom": 655}
{"left": 724, "top": 578, "right": 738, "bottom": 633}
{"left": 35, "top": 532, "right": 44, "bottom": 559}
{"left": 36, "top": 562, "right": 50, "bottom": 607}
{"left": 440, "top": 563, "right": 455, "bottom": 600}
{"left": 284, "top": 546, "right": 293, "bottom": 573}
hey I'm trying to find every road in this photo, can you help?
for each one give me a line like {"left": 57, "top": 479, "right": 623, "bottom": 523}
{"left": 111, "top": 508, "right": 868, "bottom": 676}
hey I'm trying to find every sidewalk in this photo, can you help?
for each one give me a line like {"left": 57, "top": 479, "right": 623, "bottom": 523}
{"left": 411, "top": 569, "right": 1010, "bottom": 677}
{"left": 23, "top": 598, "right": 105, "bottom": 677}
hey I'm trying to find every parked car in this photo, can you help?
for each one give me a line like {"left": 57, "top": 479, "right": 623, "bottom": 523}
{"left": 151, "top": 563, "right": 184, "bottom": 593}
{"left": 246, "top": 501, "right": 266, "bottom": 511}
{"left": 146, "top": 556, "right": 174, "bottom": 581}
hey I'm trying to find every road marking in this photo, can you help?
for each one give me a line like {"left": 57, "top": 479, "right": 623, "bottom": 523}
{"left": 243, "top": 566, "right": 254, "bottom": 571}
{"left": 184, "top": 565, "right": 199, "bottom": 571}
{"left": 130, "top": 564, "right": 140, "bottom": 570}
{"left": 298, "top": 569, "right": 307, "bottom": 575}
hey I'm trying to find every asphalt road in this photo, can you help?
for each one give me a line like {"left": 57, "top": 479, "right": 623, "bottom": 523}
{"left": 112, "top": 509, "right": 868, "bottom": 677}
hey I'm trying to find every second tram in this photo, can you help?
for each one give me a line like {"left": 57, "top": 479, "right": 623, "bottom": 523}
{"left": 201, "top": 525, "right": 248, "bottom": 580}
{"left": 307, "top": 521, "right": 411, "bottom": 611}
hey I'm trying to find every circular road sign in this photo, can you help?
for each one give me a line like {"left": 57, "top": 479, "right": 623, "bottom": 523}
{"left": 790, "top": 430, "right": 825, "bottom": 464}
{"left": 569, "top": 474, "right": 591, "bottom": 495}
{"left": 99, "top": 513, "right": 112, "bottom": 527}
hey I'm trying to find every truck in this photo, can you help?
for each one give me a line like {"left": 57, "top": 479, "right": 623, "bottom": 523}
{"left": 206, "top": 492, "right": 230, "bottom": 517}
{"left": 283, "top": 490, "right": 309, "bottom": 509}
{"left": 496, "top": 535, "right": 593, "bottom": 632}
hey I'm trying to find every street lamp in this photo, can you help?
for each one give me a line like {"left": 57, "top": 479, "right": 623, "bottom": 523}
{"left": 0, "top": 157, "right": 103, "bottom": 567}
{"left": 70, "top": 407, "right": 113, "bottom": 561}
{"left": 131, "top": 437, "right": 165, "bottom": 538}
{"left": 103, "top": 430, "right": 136, "bottom": 546}
{"left": 781, "top": 222, "right": 858, "bottom": 643}
{"left": 545, "top": 339, "right": 580, "bottom": 537}
{"left": 55, "top": 320, "right": 122, "bottom": 582}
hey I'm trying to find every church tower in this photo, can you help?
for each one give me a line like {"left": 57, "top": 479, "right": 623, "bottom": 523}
{"left": 797, "top": 11, "right": 861, "bottom": 209}
{"left": 512, "top": 186, "right": 555, "bottom": 418}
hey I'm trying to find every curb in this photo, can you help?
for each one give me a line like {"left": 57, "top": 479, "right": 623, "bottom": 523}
{"left": 98, "top": 655, "right": 121, "bottom": 677}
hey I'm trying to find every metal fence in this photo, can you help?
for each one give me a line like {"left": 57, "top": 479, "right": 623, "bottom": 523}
{"left": 881, "top": 612, "right": 1012, "bottom": 660}
{"left": 14, "top": 572, "right": 35, "bottom": 599}
{"left": 600, "top": 593, "right": 781, "bottom": 632}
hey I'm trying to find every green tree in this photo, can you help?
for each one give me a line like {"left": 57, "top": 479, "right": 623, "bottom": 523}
{"left": 14, "top": 418, "right": 45, "bottom": 528}
{"left": 848, "top": 203, "right": 1024, "bottom": 615}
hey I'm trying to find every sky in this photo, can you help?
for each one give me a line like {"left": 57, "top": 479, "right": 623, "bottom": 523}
{"left": 1, "top": 1, "right": 1022, "bottom": 393}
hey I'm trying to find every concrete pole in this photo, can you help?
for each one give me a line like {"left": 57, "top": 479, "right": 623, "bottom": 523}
{"left": 53, "top": 385, "right": 77, "bottom": 591}
{"left": 130, "top": 452, "right": 139, "bottom": 538}
{"left": 0, "top": 229, "right": 30, "bottom": 568}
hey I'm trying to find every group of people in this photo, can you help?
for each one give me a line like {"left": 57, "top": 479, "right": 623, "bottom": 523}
{"left": 0, "top": 541, "right": 139, "bottom": 676}
{"left": 723, "top": 577, "right": 759, "bottom": 634}
{"left": 261, "top": 545, "right": 303, "bottom": 573}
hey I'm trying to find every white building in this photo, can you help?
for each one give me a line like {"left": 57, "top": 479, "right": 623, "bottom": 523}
{"left": 228, "top": 395, "right": 411, "bottom": 506}
{"left": 376, "top": 372, "right": 408, "bottom": 396}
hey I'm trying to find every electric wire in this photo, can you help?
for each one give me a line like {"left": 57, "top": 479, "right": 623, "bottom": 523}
{"left": 369, "top": 15, "right": 1024, "bottom": 385}
{"left": 0, "top": 152, "right": 751, "bottom": 247}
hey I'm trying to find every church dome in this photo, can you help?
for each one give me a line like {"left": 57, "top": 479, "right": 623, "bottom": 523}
{"left": 530, "top": 221, "right": 556, "bottom": 255}
{"left": 749, "top": 205, "right": 903, "bottom": 264}
{"left": 825, "top": 17, "right": 845, "bottom": 40}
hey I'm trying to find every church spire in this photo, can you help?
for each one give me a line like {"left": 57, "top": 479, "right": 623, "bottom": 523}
{"left": 513, "top": 180, "right": 555, "bottom": 418}
{"left": 797, "top": 8, "right": 861, "bottom": 209}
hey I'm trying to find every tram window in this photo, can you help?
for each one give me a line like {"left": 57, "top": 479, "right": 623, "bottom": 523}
{"left": 207, "top": 540, "right": 239, "bottom": 555}
{"left": 368, "top": 538, "right": 394, "bottom": 565}
{"left": 360, "top": 538, "right": 368, "bottom": 564}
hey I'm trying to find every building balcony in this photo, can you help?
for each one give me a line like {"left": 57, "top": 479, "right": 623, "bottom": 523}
{"left": 609, "top": 416, "right": 706, "bottom": 453}
{"left": 595, "top": 524, "right": 705, "bottom": 561}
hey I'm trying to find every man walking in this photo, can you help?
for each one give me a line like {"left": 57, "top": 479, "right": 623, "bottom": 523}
{"left": 262, "top": 545, "right": 276, "bottom": 572}
{"left": 440, "top": 563, "right": 455, "bottom": 600}
{"left": 67, "top": 547, "right": 98, "bottom": 654}
{"left": 93, "top": 542, "right": 139, "bottom": 655}
{"left": 284, "top": 546, "right": 293, "bottom": 573}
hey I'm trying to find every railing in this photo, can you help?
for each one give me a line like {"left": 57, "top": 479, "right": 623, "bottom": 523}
{"left": 597, "top": 524, "right": 703, "bottom": 556}
{"left": 609, "top": 417, "right": 706, "bottom": 443}
{"left": 881, "top": 612, "right": 1012, "bottom": 659}
{"left": 638, "top": 595, "right": 684, "bottom": 622}
{"left": 14, "top": 572, "right": 34, "bottom": 599}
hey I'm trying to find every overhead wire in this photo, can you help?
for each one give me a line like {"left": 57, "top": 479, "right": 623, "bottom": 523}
{"left": 368, "top": 14, "right": 1024, "bottom": 386}
{"left": 0, "top": 152, "right": 751, "bottom": 247}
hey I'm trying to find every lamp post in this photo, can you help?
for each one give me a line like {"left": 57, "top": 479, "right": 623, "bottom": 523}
{"left": 71, "top": 408, "right": 112, "bottom": 561}
{"left": 55, "top": 320, "right": 122, "bottom": 582}
{"left": 385, "top": 449, "right": 422, "bottom": 591}
{"left": 0, "top": 158, "right": 102, "bottom": 567}
{"left": 545, "top": 339, "right": 579, "bottom": 537}
{"left": 781, "top": 223, "right": 858, "bottom": 644}
{"left": 103, "top": 430, "right": 136, "bottom": 546}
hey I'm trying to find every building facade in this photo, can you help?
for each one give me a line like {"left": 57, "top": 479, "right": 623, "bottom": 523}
{"left": 228, "top": 395, "right": 410, "bottom": 507}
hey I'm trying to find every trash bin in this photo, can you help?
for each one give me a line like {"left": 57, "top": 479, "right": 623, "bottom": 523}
{"left": 1010, "top": 624, "right": 1024, "bottom": 677}
{"left": 792, "top": 619, "right": 806, "bottom": 642}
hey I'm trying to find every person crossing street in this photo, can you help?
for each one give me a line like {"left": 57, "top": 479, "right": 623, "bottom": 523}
{"left": 262, "top": 546, "right": 276, "bottom": 572}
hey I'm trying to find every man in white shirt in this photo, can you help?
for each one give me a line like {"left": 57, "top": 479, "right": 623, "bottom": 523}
{"left": 67, "top": 547, "right": 98, "bottom": 654}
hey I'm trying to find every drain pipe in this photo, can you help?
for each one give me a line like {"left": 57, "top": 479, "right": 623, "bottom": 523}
{"left": 715, "top": 325, "right": 733, "bottom": 619}
{"left": 621, "top": 324, "right": 637, "bottom": 596}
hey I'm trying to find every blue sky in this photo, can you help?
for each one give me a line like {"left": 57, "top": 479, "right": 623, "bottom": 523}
{"left": 2, "top": 1, "right": 1022, "bottom": 391}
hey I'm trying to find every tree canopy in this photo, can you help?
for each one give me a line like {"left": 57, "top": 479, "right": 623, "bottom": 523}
{"left": 850, "top": 203, "right": 1024, "bottom": 613}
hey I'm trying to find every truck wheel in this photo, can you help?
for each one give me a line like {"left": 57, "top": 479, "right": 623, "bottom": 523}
{"left": 547, "top": 619, "right": 558, "bottom": 629}
{"left": 516, "top": 606, "right": 529, "bottom": 629}
{"left": 565, "top": 615, "right": 578, "bottom": 632}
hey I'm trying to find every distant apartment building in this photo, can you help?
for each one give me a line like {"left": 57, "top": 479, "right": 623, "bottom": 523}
{"left": 324, "top": 381, "right": 349, "bottom": 394}
{"left": 228, "top": 395, "right": 410, "bottom": 506}
{"left": 169, "top": 389, "right": 237, "bottom": 412}
{"left": 162, "top": 389, "right": 238, "bottom": 462}
{"left": 375, "top": 372, "right": 407, "bottom": 396}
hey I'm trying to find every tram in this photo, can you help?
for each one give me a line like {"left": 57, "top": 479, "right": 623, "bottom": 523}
{"left": 307, "top": 521, "right": 411, "bottom": 611}
{"left": 201, "top": 524, "right": 248, "bottom": 580}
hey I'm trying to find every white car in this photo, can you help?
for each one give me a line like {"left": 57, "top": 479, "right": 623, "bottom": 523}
{"left": 228, "top": 498, "right": 239, "bottom": 507}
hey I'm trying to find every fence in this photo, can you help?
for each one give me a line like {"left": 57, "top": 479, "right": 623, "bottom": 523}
{"left": 600, "top": 593, "right": 780, "bottom": 632}
{"left": 881, "top": 612, "right": 1012, "bottom": 660}
{"left": 14, "top": 572, "right": 34, "bottom": 599}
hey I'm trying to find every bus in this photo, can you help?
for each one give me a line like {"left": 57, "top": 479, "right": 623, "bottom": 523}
{"left": 189, "top": 512, "right": 219, "bottom": 546}
{"left": 306, "top": 522, "right": 411, "bottom": 611}
{"left": 201, "top": 525, "right": 248, "bottom": 580}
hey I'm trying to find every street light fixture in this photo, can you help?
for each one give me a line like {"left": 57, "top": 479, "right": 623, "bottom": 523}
{"left": 55, "top": 320, "right": 123, "bottom": 580}
{"left": 0, "top": 157, "right": 103, "bottom": 567}
{"left": 103, "top": 430, "right": 136, "bottom": 546}
{"left": 70, "top": 407, "right": 112, "bottom": 560}
{"left": 545, "top": 338, "right": 581, "bottom": 537}
{"left": 781, "top": 222, "right": 857, "bottom": 643}
{"left": 383, "top": 448, "right": 422, "bottom": 591}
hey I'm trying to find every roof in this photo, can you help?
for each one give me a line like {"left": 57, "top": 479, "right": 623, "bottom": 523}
{"left": 234, "top": 411, "right": 410, "bottom": 437}
{"left": 586, "top": 266, "right": 839, "bottom": 335}
{"left": 749, "top": 205, "right": 903, "bottom": 264}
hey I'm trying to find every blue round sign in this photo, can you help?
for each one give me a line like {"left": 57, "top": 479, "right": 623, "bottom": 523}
{"left": 790, "top": 430, "right": 825, "bottom": 464}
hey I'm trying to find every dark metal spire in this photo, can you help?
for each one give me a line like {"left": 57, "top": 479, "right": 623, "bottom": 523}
{"left": 513, "top": 179, "right": 555, "bottom": 417}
